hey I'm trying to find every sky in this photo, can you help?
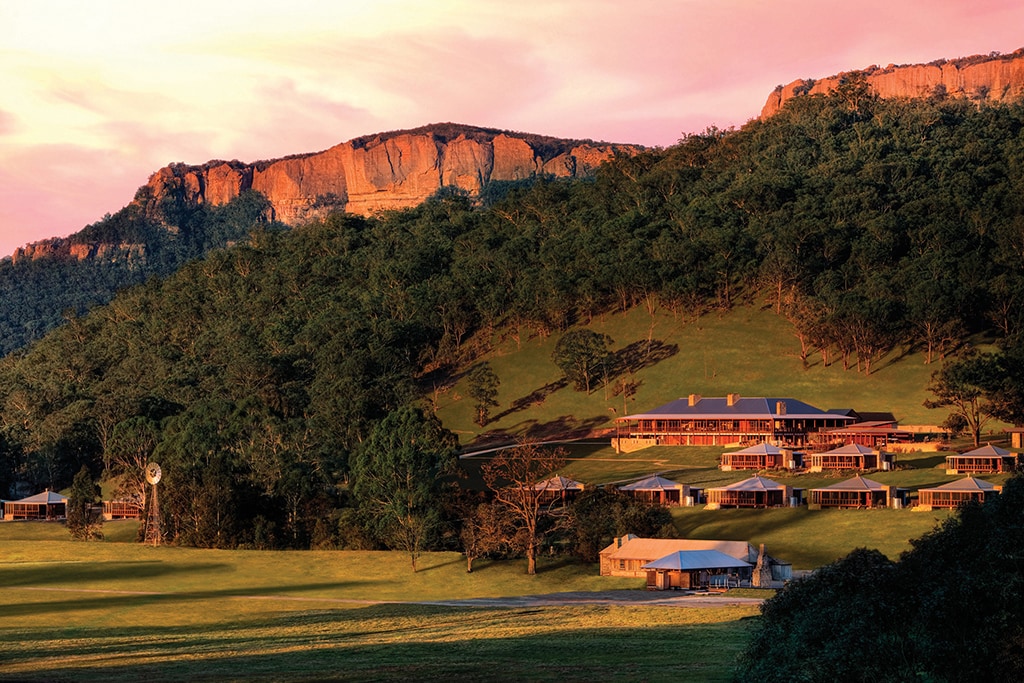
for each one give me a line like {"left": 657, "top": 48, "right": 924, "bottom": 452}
{"left": 2, "top": 0, "right": 1023, "bottom": 257}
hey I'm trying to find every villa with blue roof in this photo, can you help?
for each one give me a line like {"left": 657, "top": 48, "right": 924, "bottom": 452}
{"left": 614, "top": 393, "right": 856, "bottom": 450}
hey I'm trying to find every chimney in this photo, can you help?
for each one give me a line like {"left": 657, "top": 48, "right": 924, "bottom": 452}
{"left": 776, "top": 400, "right": 787, "bottom": 415}
{"left": 727, "top": 393, "right": 740, "bottom": 407}
{"left": 688, "top": 393, "right": 701, "bottom": 407}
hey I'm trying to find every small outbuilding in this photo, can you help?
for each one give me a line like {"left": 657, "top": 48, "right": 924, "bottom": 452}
{"left": 533, "top": 475, "right": 584, "bottom": 506}
{"left": 916, "top": 476, "right": 1001, "bottom": 510}
{"left": 808, "top": 474, "right": 906, "bottom": 509}
{"left": 720, "top": 443, "right": 798, "bottom": 471}
{"left": 945, "top": 444, "right": 1020, "bottom": 474}
{"left": 641, "top": 550, "right": 752, "bottom": 590}
{"left": 807, "top": 443, "right": 895, "bottom": 472}
{"left": 600, "top": 535, "right": 759, "bottom": 577}
{"left": 618, "top": 475, "right": 692, "bottom": 506}
{"left": 705, "top": 475, "right": 799, "bottom": 509}
{"left": 2, "top": 490, "right": 68, "bottom": 521}
{"left": 102, "top": 500, "right": 142, "bottom": 520}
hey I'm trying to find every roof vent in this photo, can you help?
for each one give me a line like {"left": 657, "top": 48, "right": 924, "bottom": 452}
{"left": 727, "top": 393, "right": 740, "bottom": 407}
{"left": 688, "top": 393, "right": 701, "bottom": 407}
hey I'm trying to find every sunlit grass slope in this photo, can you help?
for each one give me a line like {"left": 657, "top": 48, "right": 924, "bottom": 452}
{"left": 0, "top": 524, "right": 756, "bottom": 682}
{"left": 437, "top": 305, "right": 950, "bottom": 445}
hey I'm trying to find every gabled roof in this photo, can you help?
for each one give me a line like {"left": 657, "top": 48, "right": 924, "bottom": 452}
{"left": 921, "top": 476, "right": 999, "bottom": 492}
{"left": 621, "top": 397, "right": 856, "bottom": 422}
{"left": 728, "top": 443, "right": 784, "bottom": 456}
{"left": 600, "top": 535, "right": 756, "bottom": 563}
{"left": 618, "top": 475, "right": 685, "bottom": 492}
{"left": 957, "top": 444, "right": 1012, "bottom": 457}
{"left": 815, "top": 474, "right": 887, "bottom": 492}
{"left": 10, "top": 490, "right": 68, "bottom": 505}
{"left": 818, "top": 443, "right": 878, "bottom": 456}
{"left": 641, "top": 549, "right": 752, "bottom": 571}
{"left": 533, "top": 475, "right": 584, "bottom": 491}
{"left": 709, "top": 475, "right": 786, "bottom": 492}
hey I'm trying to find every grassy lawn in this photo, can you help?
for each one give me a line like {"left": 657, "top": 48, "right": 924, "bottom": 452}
{"left": 669, "top": 506, "right": 951, "bottom": 569}
{"left": 0, "top": 523, "right": 757, "bottom": 682}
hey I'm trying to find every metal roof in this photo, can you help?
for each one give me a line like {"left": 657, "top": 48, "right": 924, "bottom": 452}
{"left": 618, "top": 475, "right": 684, "bottom": 492}
{"left": 921, "top": 476, "right": 999, "bottom": 492}
{"left": 818, "top": 443, "right": 878, "bottom": 455}
{"left": 9, "top": 490, "right": 68, "bottom": 505}
{"left": 728, "top": 442, "right": 785, "bottom": 456}
{"left": 815, "top": 474, "right": 887, "bottom": 492}
{"left": 621, "top": 396, "right": 856, "bottom": 422}
{"left": 600, "top": 535, "right": 756, "bottom": 562}
{"left": 533, "top": 475, "right": 584, "bottom": 491}
{"left": 641, "top": 549, "right": 752, "bottom": 571}
{"left": 709, "top": 475, "right": 786, "bottom": 492}
{"left": 958, "top": 444, "right": 1011, "bottom": 457}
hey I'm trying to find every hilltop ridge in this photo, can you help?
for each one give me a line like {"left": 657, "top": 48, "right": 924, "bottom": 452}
{"left": 762, "top": 48, "right": 1024, "bottom": 118}
{"left": 136, "top": 123, "right": 640, "bottom": 227}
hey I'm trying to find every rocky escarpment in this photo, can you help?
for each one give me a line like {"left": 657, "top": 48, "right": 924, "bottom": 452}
{"left": 762, "top": 48, "right": 1024, "bottom": 118}
{"left": 11, "top": 237, "right": 146, "bottom": 266}
{"left": 141, "top": 123, "right": 641, "bottom": 225}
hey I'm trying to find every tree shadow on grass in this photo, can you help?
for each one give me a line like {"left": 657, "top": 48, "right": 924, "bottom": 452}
{"left": 0, "top": 560, "right": 229, "bottom": 589}
{"left": 0, "top": 607, "right": 751, "bottom": 682}
{"left": 488, "top": 378, "right": 568, "bottom": 425}
{"left": 469, "top": 415, "right": 609, "bottom": 449}
{"left": 607, "top": 339, "right": 679, "bottom": 377}
{"left": 906, "top": 454, "right": 947, "bottom": 469}
{"left": 0, "top": 579, "right": 383, "bottom": 619}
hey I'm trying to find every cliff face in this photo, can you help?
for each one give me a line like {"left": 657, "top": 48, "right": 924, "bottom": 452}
{"left": 11, "top": 238, "right": 146, "bottom": 266}
{"left": 761, "top": 49, "right": 1024, "bottom": 118}
{"left": 142, "top": 124, "right": 640, "bottom": 225}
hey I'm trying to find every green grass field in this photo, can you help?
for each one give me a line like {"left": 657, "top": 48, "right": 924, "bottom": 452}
{"left": 0, "top": 523, "right": 757, "bottom": 682}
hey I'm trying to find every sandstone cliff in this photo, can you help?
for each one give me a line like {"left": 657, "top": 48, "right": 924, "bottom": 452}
{"left": 141, "top": 123, "right": 640, "bottom": 226}
{"left": 11, "top": 237, "right": 146, "bottom": 266}
{"left": 761, "top": 49, "right": 1024, "bottom": 118}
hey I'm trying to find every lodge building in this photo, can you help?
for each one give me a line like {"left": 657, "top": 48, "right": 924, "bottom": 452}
{"left": 614, "top": 394, "right": 856, "bottom": 449}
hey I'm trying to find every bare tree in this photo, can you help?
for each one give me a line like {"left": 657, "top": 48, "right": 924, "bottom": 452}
{"left": 481, "top": 441, "right": 567, "bottom": 575}
{"left": 460, "top": 501, "right": 513, "bottom": 573}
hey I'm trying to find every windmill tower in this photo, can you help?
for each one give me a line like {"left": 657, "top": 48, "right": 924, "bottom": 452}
{"left": 144, "top": 462, "right": 162, "bottom": 546}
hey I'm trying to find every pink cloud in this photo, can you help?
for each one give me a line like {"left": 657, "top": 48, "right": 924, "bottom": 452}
{"left": 0, "top": 109, "right": 15, "bottom": 136}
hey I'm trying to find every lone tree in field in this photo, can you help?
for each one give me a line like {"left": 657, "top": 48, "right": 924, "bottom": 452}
{"left": 481, "top": 441, "right": 567, "bottom": 575}
{"left": 351, "top": 406, "right": 458, "bottom": 571}
{"left": 552, "top": 328, "right": 613, "bottom": 394}
{"left": 467, "top": 362, "right": 500, "bottom": 427}
{"left": 67, "top": 465, "right": 103, "bottom": 541}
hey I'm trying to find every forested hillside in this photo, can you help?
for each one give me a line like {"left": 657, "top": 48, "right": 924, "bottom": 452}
{"left": 0, "top": 190, "right": 280, "bottom": 355}
{"left": 3, "top": 85, "right": 1024, "bottom": 548}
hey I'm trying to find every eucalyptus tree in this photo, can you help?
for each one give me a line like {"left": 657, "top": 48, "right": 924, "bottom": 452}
{"left": 350, "top": 405, "right": 458, "bottom": 571}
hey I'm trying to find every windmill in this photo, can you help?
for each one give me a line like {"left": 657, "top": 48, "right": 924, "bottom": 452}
{"left": 144, "top": 462, "right": 162, "bottom": 546}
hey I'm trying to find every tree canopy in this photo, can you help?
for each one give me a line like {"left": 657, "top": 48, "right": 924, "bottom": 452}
{"left": 736, "top": 474, "right": 1024, "bottom": 682}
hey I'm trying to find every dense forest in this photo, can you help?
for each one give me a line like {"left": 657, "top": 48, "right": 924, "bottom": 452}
{"left": 3, "top": 81, "right": 1024, "bottom": 549}
{"left": 0, "top": 189, "right": 280, "bottom": 355}
{"left": 737, "top": 473, "right": 1024, "bottom": 682}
